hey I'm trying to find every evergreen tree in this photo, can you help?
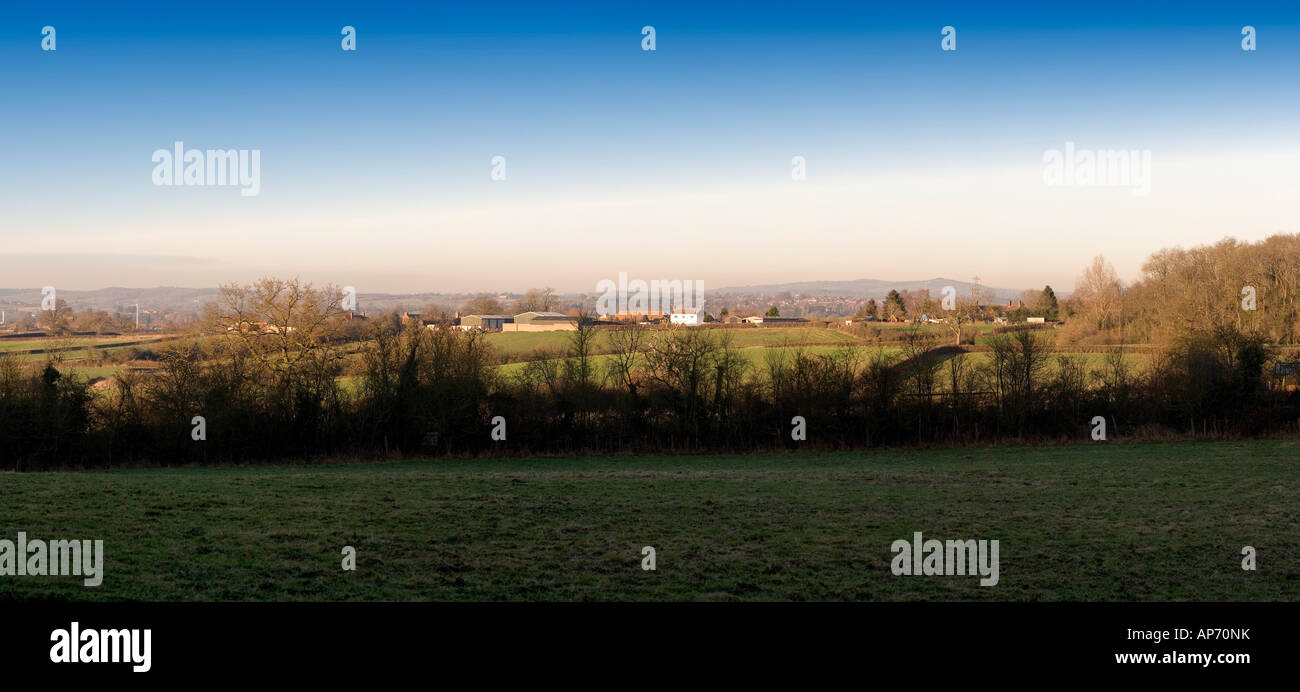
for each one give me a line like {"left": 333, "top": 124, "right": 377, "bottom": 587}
{"left": 884, "top": 290, "right": 907, "bottom": 321}
{"left": 1040, "top": 285, "right": 1059, "bottom": 320}
{"left": 853, "top": 299, "right": 879, "bottom": 320}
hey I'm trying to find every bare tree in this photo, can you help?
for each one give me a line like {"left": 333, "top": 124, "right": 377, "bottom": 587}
{"left": 1076, "top": 255, "right": 1124, "bottom": 331}
{"left": 39, "top": 298, "right": 72, "bottom": 336}
{"left": 519, "top": 287, "right": 557, "bottom": 313}
{"left": 564, "top": 310, "right": 598, "bottom": 393}
{"left": 206, "top": 278, "right": 346, "bottom": 394}
{"left": 900, "top": 327, "right": 939, "bottom": 400}
{"left": 604, "top": 321, "right": 646, "bottom": 397}
{"left": 462, "top": 294, "right": 505, "bottom": 315}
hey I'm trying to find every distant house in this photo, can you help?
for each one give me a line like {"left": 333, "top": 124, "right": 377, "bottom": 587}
{"left": 745, "top": 315, "right": 807, "bottom": 325}
{"left": 508, "top": 311, "right": 577, "bottom": 331}
{"left": 226, "top": 320, "right": 285, "bottom": 333}
{"left": 613, "top": 310, "right": 666, "bottom": 321}
{"left": 459, "top": 314, "right": 512, "bottom": 331}
{"left": 669, "top": 306, "right": 705, "bottom": 326}
{"left": 1275, "top": 362, "right": 1300, "bottom": 390}
{"left": 400, "top": 311, "right": 423, "bottom": 327}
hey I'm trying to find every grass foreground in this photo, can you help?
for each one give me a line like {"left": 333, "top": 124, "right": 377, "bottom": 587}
{"left": 2, "top": 439, "right": 1297, "bottom": 601}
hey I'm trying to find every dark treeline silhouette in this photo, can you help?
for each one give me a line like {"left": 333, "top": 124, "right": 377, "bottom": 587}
{"left": 1, "top": 276, "right": 1297, "bottom": 470}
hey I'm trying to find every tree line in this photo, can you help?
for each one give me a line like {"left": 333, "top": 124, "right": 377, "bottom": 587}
{"left": 3, "top": 234, "right": 1299, "bottom": 470}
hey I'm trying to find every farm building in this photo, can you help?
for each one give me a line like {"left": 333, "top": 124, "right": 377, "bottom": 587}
{"left": 458, "top": 314, "right": 513, "bottom": 331}
{"left": 507, "top": 311, "right": 577, "bottom": 331}
{"left": 669, "top": 306, "right": 705, "bottom": 326}
{"left": 612, "top": 310, "right": 666, "bottom": 321}
{"left": 743, "top": 316, "right": 809, "bottom": 325}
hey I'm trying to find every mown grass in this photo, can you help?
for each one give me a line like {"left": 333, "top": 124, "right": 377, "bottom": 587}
{"left": 494, "top": 345, "right": 1149, "bottom": 383}
{"left": 483, "top": 326, "right": 859, "bottom": 359}
{"left": 0, "top": 335, "right": 164, "bottom": 353}
{"left": 61, "top": 365, "right": 126, "bottom": 380}
{"left": 2, "top": 439, "right": 1295, "bottom": 601}
{"left": 496, "top": 345, "right": 878, "bottom": 378}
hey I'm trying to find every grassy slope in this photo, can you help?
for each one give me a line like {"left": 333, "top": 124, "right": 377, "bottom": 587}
{"left": 0, "top": 336, "right": 145, "bottom": 353}
{"left": 496, "top": 344, "right": 876, "bottom": 378}
{"left": 484, "top": 326, "right": 859, "bottom": 358}
{"left": 2, "top": 439, "right": 1296, "bottom": 602}
{"left": 495, "top": 346, "right": 1149, "bottom": 381}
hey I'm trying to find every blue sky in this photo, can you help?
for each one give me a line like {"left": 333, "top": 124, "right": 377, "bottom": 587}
{"left": 1, "top": 1, "right": 1298, "bottom": 294}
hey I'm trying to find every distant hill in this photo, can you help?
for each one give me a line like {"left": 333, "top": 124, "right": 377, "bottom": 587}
{"left": 0, "top": 287, "right": 219, "bottom": 312}
{"left": 712, "top": 278, "right": 1028, "bottom": 303}
{"left": 0, "top": 278, "right": 1045, "bottom": 314}
{"left": 0, "top": 287, "right": 491, "bottom": 314}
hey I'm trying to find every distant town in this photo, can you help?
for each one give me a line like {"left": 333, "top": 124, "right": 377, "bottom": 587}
{"left": 0, "top": 277, "right": 1057, "bottom": 336}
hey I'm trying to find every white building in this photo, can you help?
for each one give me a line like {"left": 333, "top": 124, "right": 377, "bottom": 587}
{"left": 669, "top": 306, "right": 705, "bottom": 326}
{"left": 458, "top": 314, "right": 512, "bottom": 331}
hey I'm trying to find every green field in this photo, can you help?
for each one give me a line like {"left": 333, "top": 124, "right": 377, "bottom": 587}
{"left": 484, "top": 326, "right": 859, "bottom": 359}
{"left": 62, "top": 365, "right": 127, "bottom": 380}
{"left": 0, "top": 329, "right": 1158, "bottom": 384}
{"left": 2, "top": 439, "right": 1295, "bottom": 601}
{"left": 0, "top": 334, "right": 179, "bottom": 368}
{"left": 0, "top": 335, "right": 160, "bottom": 353}
{"left": 497, "top": 344, "right": 874, "bottom": 378}
{"left": 496, "top": 345, "right": 1150, "bottom": 382}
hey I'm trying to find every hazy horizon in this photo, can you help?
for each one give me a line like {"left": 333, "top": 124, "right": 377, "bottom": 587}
{"left": 0, "top": 273, "right": 1036, "bottom": 298}
{"left": 3, "top": 2, "right": 1297, "bottom": 294}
